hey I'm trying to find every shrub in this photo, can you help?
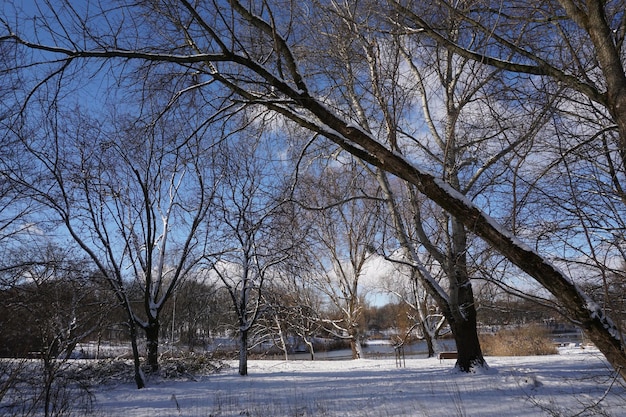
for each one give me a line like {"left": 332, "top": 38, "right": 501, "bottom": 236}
{"left": 158, "top": 352, "right": 226, "bottom": 379}
{"left": 479, "top": 325, "right": 558, "bottom": 356}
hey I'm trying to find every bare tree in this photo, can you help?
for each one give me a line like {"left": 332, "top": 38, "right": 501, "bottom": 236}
{"left": 3, "top": 103, "right": 219, "bottom": 387}
{"left": 299, "top": 161, "right": 384, "bottom": 359}
{"left": 255, "top": 237, "right": 325, "bottom": 361}
{"left": 279, "top": 274, "right": 324, "bottom": 361}
{"left": 346, "top": 4, "right": 558, "bottom": 369}
{"left": 208, "top": 129, "right": 296, "bottom": 375}
{"left": 381, "top": 250, "right": 450, "bottom": 357}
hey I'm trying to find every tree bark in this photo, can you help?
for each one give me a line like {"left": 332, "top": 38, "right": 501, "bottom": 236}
{"left": 275, "top": 315, "right": 289, "bottom": 361}
{"left": 128, "top": 318, "right": 145, "bottom": 389}
{"left": 448, "top": 218, "right": 486, "bottom": 370}
{"left": 421, "top": 321, "right": 435, "bottom": 358}
{"left": 350, "top": 335, "right": 363, "bottom": 360}
{"left": 449, "top": 317, "right": 485, "bottom": 371}
{"left": 239, "top": 328, "right": 248, "bottom": 376}
{"left": 304, "top": 338, "right": 315, "bottom": 361}
{"left": 145, "top": 319, "right": 160, "bottom": 373}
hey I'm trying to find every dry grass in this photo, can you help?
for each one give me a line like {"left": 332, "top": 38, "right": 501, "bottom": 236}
{"left": 479, "top": 325, "right": 558, "bottom": 356}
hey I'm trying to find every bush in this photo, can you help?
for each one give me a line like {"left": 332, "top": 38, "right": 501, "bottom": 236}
{"left": 479, "top": 325, "right": 558, "bottom": 356}
{"left": 158, "top": 352, "right": 226, "bottom": 379}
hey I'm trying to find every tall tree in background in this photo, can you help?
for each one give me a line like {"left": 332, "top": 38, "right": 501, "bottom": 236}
{"left": 300, "top": 161, "right": 384, "bottom": 359}
{"left": 258, "top": 278, "right": 323, "bottom": 360}
{"left": 259, "top": 218, "right": 325, "bottom": 361}
{"left": 159, "top": 276, "right": 230, "bottom": 352}
{"left": 2, "top": 0, "right": 626, "bottom": 378}
{"left": 209, "top": 127, "right": 298, "bottom": 375}
{"left": 380, "top": 241, "right": 449, "bottom": 358}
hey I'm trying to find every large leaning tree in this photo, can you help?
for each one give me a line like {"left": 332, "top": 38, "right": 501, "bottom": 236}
{"left": 2, "top": 0, "right": 626, "bottom": 377}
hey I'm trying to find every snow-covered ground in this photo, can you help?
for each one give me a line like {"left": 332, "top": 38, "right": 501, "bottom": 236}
{"left": 95, "top": 346, "right": 626, "bottom": 417}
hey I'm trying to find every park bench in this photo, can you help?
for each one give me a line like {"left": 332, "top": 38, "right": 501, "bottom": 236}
{"left": 437, "top": 351, "right": 458, "bottom": 362}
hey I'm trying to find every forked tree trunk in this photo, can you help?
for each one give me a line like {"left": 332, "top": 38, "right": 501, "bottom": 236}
{"left": 375, "top": 169, "right": 483, "bottom": 366}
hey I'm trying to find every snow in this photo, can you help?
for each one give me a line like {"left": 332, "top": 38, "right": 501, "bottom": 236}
{"left": 94, "top": 346, "right": 626, "bottom": 416}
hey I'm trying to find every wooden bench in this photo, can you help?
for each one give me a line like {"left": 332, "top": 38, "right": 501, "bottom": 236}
{"left": 438, "top": 351, "right": 458, "bottom": 362}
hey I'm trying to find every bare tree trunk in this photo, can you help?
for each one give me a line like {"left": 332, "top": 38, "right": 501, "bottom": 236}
{"left": 421, "top": 321, "right": 435, "bottom": 358}
{"left": 414, "top": 275, "right": 437, "bottom": 358}
{"left": 448, "top": 218, "right": 486, "bottom": 371}
{"left": 42, "top": 355, "right": 54, "bottom": 417}
{"left": 187, "top": 326, "right": 196, "bottom": 352}
{"left": 450, "top": 319, "right": 484, "bottom": 369}
{"left": 239, "top": 329, "right": 248, "bottom": 376}
{"left": 304, "top": 338, "right": 315, "bottom": 361}
{"left": 145, "top": 319, "right": 160, "bottom": 373}
{"left": 275, "top": 315, "right": 289, "bottom": 361}
{"left": 128, "top": 319, "right": 145, "bottom": 389}
{"left": 350, "top": 328, "right": 363, "bottom": 359}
